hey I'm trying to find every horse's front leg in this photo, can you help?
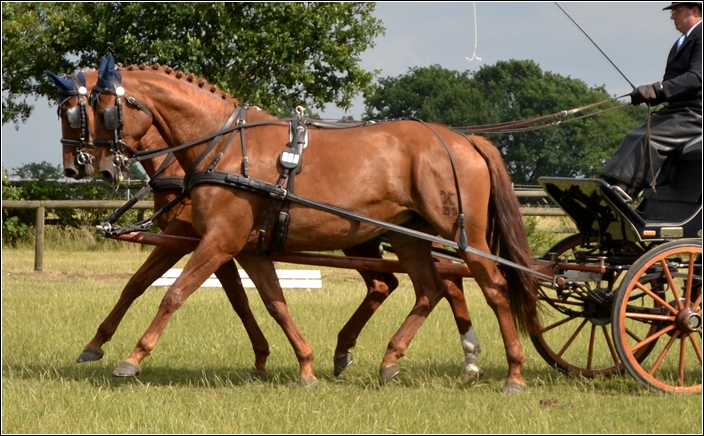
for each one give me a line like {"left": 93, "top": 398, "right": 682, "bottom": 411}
{"left": 213, "top": 259, "right": 270, "bottom": 381}
{"left": 236, "top": 253, "right": 317, "bottom": 389}
{"left": 334, "top": 239, "right": 400, "bottom": 376}
{"left": 112, "top": 237, "right": 237, "bottom": 377}
{"left": 78, "top": 245, "right": 188, "bottom": 363}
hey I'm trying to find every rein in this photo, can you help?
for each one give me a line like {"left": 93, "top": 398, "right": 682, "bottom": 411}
{"left": 450, "top": 97, "right": 629, "bottom": 135}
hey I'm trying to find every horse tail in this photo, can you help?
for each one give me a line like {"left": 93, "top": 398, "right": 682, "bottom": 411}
{"left": 468, "top": 135, "right": 539, "bottom": 335}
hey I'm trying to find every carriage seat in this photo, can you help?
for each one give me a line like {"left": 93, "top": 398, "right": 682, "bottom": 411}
{"left": 637, "top": 135, "right": 702, "bottom": 222}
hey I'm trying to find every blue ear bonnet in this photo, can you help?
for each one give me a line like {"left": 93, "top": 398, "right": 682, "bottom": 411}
{"left": 44, "top": 70, "right": 75, "bottom": 94}
{"left": 97, "top": 53, "right": 122, "bottom": 90}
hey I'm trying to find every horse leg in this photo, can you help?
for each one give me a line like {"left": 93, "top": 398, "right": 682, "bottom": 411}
{"left": 113, "top": 238, "right": 236, "bottom": 377}
{"left": 213, "top": 260, "right": 270, "bottom": 381}
{"left": 236, "top": 253, "right": 318, "bottom": 389}
{"left": 78, "top": 245, "right": 188, "bottom": 363}
{"left": 379, "top": 232, "right": 447, "bottom": 384}
{"left": 461, "top": 251, "right": 527, "bottom": 394}
{"left": 334, "top": 238, "right": 400, "bottom": 376}
{"left": 441, "top": 274, "right": 483, "bottom": 381}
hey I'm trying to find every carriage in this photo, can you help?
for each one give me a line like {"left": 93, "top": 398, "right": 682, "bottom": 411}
{"left": 47, "top": 59, "right": 701, "bottom": 395}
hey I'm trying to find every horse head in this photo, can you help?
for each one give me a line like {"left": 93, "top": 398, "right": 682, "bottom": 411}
{"left": 78, "top": 54, "right": 188, "bottom": 185}
{"left": 90, "top": 54, "right": 255, "bottom": 185}
{"left": 44, "top": 68, "right": 97, "bottom": 179}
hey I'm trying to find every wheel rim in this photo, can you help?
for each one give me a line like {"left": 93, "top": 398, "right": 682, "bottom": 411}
{"left": 613, "top": 241, "right": 702, "bottom": 394}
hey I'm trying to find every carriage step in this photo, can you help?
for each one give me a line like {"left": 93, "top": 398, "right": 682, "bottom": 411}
{"left": 152, "top": 268, "right": 322, "bottom": 288}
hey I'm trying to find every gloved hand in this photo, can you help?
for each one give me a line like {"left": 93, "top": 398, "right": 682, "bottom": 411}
{"left": 630, "top": 82, "right": 665, "bottom": 106}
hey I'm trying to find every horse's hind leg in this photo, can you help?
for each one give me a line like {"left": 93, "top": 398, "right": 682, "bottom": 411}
{"left": 78, "top": 245, "right": 188, "bottom": 363}
{"left": 441, "top": 274, "right": 483, "bottom": 381}
{"left": 236, "top": 253, "right": 318, "bottom": 389}
{"left": 379, "top": 232, "right": 447, "bottom": 384}
{"left": 213, "top": 260, "right": 270, "bottom": 381}
{"left": 461, "top": 251, "right": 527, "bottom": 394}
{"left": 334, "top": 238, "right": 400, "bottom": 376}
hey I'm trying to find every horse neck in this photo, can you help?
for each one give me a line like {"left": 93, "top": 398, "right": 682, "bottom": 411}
{"left": 122, "top": 71, "right": 239, "bottom": 148}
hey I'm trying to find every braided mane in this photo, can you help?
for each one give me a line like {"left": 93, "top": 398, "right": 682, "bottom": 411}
{"left": 117, "top": 63, "right": 239, "bottom": 107}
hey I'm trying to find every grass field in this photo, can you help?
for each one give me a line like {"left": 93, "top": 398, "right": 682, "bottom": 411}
{"left": 2, "top": 247, "right": 702, "bottom": 434}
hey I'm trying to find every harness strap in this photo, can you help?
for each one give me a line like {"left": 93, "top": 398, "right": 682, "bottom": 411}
{"left": 415, "top": 120, "right": 469, "bottom": 251}
{"left": 239, "top": 107, "right": 250, "bottom": 177}
{"left": 185, "top": 170, "right": 553, "bottom": 281}
{"left": 184, "top": 106, "right": 243, "bottom": 181}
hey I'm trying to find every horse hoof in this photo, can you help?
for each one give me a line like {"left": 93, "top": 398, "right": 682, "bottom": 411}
{"left": 333, "top": 354, "right": 353, "bottom": 377}
{"left": 460, "top": 363, "right": 483, "bottom": 383}
{"left": 77, "top": 347, "right": 104, "bottom": 363}
{"left": 112, "top": 361, "right": 141, "bottom": 377}
{"left": 246, "top": 369, "right": 268, "bottom": 383}
{"left": 299, "top": 377, "right": 319, "bottom": 390}
{"left": 379, "top": 364, "right": 401, "bottom": 384}
{"left": 501, "top": 381, "right": 525, "bottom": 395}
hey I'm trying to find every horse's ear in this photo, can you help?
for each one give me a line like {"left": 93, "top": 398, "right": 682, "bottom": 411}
{"left": 98, "top": 56, "right": 108, "bottom": 74}
{"left": 97, "top": 55, "right": 115, "bottom": 89}
{"left": 44, "top": 70, "right": 75, "bottom": 91}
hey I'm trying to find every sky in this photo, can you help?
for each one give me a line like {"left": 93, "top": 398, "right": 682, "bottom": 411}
{"left": 1, "top": 2, "right": 685, "bottom": 174}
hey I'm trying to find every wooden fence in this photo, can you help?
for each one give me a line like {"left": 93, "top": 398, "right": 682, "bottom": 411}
{"left": 2, "top": 190, "right": 564, "bottom": 271}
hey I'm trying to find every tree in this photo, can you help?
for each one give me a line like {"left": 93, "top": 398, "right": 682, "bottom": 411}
{"left": 2, "top": 2, "right": 384, "bottom": 125}
{"left": 363, "top": 61, "right": 647, "bottom": 183}
{"left": 11, "top": 161, "right": 63, "bottom": 180}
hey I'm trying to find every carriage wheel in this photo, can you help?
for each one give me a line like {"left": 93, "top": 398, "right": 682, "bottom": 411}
{"left": 530, "top": 234, "right": 653, "bottom": 377}
{"left": 612, "top": 239, "right": 702, "bottom": 394}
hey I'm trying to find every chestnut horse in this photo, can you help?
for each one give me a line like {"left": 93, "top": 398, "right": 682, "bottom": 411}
{"left": 47, "top": 65, "right": 484, "bottom": 384}
{"left": 90, "top": 60, "right": 538, "bottom": 393}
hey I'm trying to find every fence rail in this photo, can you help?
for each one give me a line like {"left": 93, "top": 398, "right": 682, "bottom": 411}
{"left": 2, "top": 191, "right": 564, "bottom": 272}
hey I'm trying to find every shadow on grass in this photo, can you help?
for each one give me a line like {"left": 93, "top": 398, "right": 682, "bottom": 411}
{"left": 3, "top": 359, "right": 651, "bottom": 395}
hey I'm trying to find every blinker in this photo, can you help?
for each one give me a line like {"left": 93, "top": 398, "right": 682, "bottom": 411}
{"left": 104, "top": 107, "right": 120, "bottom": 130}
{"left": 66, "top": 106, "right": 82, "bottom": 129}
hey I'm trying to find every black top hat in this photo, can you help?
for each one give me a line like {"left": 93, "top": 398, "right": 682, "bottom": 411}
{"left": 663, "top": 2, "right": 703, "bottom": 10}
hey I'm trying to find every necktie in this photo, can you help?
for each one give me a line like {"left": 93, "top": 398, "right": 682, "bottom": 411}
{"left": 677, "top": 34, "right": 686, "bottom": 50}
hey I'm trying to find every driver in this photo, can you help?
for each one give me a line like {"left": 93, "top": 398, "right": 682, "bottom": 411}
{"left": 599, "top": 1, "right": 702, "bottom": 203}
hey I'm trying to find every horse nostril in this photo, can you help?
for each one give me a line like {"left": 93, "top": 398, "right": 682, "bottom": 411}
{"left": 100, "top": 170, "right": 115, "bottom": 184}
{"left": 64, "top": 168, "right": 79, "bottom": 179}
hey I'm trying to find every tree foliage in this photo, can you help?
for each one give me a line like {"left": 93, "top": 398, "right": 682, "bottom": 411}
{"left": 364, "top": 60, "right": 648, "bottom": 183}
{"left": 10, "top": 161, "right": 63, "bottom": 180}
{"left": 2, "top": 2, "right": 384, "bottom": 125}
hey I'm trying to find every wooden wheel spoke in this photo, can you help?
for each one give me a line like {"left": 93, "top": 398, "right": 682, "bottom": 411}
{"left": 679, "top": 336, "right": 686, "bottom": 387}
{"left": 625, "top": 312, "right": 674, "bottom": 322}
{"left": 587, "top": 323, "right": 596, "bottom": 369}
{"left": 634, "top": 281, "right": 678, "bottom": 315}
{"left": 558, "top": 318, "right": 588, "bottom": 357}
{"left": 541, "top": 314, "right": 577, "bottom": 333}
{"left": 630, "top": 324, "right": 675, "bottom": 352}
{"left": 660, "top": 258, "right": 683, "bottom": 310}
{"left": 602, "top": 325, "right": 620, "bottom": 366}
{"left": 685, "top": 256, "right": 694, "bottom": 307}
{"left": 687, "top": 332, "right": 703, "bottom": 364}
{"left": 647, "top": 331, "right": 680, "bottom": 377}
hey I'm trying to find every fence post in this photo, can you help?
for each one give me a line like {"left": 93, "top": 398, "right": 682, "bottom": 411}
{"left": 34, "top": 205, "right": 45, "bottom": 272}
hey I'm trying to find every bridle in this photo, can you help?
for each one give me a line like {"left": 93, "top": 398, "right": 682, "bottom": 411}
{"left": 91, "top": 77, "right": 154, "bottom": 173}
{"left": 58, "top": 73, "right": 95, "bottom": 170}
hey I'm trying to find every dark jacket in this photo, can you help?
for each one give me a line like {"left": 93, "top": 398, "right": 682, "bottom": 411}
{"left": 662, "top": 21, "right": 702, "bottom": 111}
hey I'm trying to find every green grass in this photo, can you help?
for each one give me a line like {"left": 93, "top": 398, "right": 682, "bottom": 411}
{"left": 3, "top": 248, "right": 701, "bottom": 434}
